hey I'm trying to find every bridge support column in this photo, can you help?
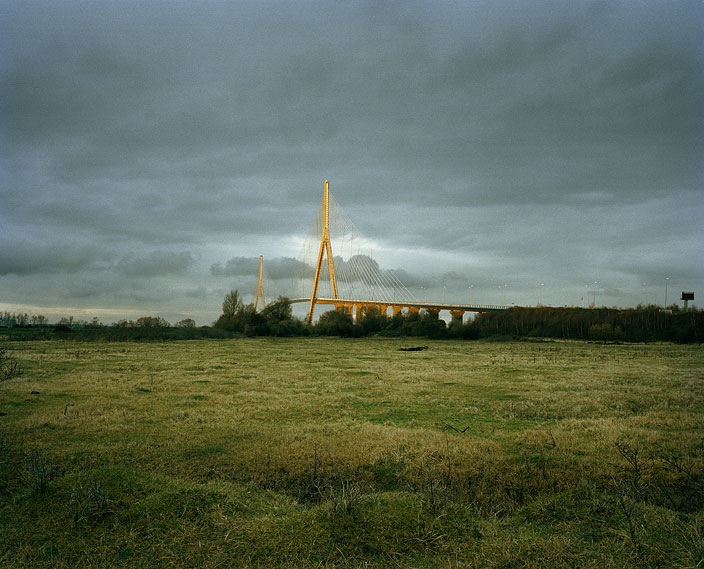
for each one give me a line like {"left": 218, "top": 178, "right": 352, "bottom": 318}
{"left": 354, "top": 304, "right": 364, "bottom": 322}
{"left": 450, "top": 309, "right": 465, "bottom": 324}
{"left": 408, "top": 306, "right": 420, "bottom": 315}
{"left": 392, "top": 305, "right": 404, "bottom": 317}
{"left": 377, "top": 305, "right": 388, "bottom": 317}
{"left": 426, "top": 308, "right": 440, "bottom": 319}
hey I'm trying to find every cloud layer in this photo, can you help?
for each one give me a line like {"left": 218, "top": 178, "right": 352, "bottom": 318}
{"left": 1, "top": 0, "right": 702, "bottom": 323}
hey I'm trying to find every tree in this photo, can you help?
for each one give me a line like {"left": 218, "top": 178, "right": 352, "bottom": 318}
{"left": 135, "top": 316, "right": 170, "bottom": 328}
{"left": 260, "top": 297, "right": 306, "bottom": 337}
{"left": 30, "top": 315, "right": 48, "bottom": 327}
{"left": 357, "top": 306, "right": 387, "bottom": 336}
{"left": 215, "top": 290, "right": 250, "bottom": 332}
{"left": 176, "top": 318, "right": 196, "bottom": 328}
{"left": 222, "top": 290, "right": 243, "bottom": 319}
{"left": 261, "top": 297, "right": 293, "bottom": 324}
{"left": 315, "top": 309, "right": 356, "bottom": 337}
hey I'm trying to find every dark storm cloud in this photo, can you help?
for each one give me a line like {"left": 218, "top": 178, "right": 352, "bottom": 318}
{"left": 0, "top": 240, "right": 104, "bottom": 275}
{"left": 1, "top": 0, "right": 702, "bottom": 321}
{"left": 211, "top": 256, "right": 311, "bottom": 280}
{"left": 210, "top": 254, "right": 431, "bottom": 293}
{"left": 115, "top": 251, "right": 195, "bottom": 277}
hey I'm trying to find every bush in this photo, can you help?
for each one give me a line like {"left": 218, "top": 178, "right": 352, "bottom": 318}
{"left": 589, "top": 322, "right": 624, "bottom": 342}
{"left": 315, "top": 310, "right": 356, "bottom": 337}
{"left": 22, "top": 451, "right": 55, "bottom": 494}
{"left": 357, "top": 307, "right": 388, "bottom": 336}
{"left": 0, "top": 348, "right": 21, "bottom": 382}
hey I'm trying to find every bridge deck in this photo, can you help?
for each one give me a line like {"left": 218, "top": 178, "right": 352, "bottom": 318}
{"left": 290, "top": 297, "right": 508, "bottom": 312}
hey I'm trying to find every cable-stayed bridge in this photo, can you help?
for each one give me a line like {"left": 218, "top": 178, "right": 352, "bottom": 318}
{"left": 260, "top": 180, "right": 508, "bottom": 323}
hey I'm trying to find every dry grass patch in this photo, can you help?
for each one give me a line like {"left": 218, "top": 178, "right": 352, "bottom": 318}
{"left": 0, "top": 338, "right": 702, "bottom": 567}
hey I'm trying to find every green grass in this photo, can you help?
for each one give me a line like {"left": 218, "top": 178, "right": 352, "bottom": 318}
{"left": 1, "top": 338, "right": 703, "bottom": 568}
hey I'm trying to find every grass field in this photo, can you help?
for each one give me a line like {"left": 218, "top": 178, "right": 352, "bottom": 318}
{"left": 1, "top": 338, "right": 703, "bottom": 568}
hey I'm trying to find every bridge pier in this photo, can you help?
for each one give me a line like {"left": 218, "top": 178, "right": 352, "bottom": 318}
{"left": 334, "top": 303, "right": 350, "bottom": 315}
{"left": 354, "top": 303, "right": 364, "bottom": 321}
{"left": 450, "top": 309, "right": 465, "bottom": 324}
{"left": 290, "top": 296, "right": 509, "bottom": 322}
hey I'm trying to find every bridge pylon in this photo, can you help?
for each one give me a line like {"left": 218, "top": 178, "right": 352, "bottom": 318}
{"left": 307, "top": 180, "right": 339, "bottom": 324}
{"left": 254, "top": 255, "right": 266, "bottom": 311}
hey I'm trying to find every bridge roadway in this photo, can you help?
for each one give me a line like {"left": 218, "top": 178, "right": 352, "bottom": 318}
{"left": 290, "top": 297, "right": 508, "bottom": 322}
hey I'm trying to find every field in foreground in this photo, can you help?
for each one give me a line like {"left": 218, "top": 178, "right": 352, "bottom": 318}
{"left": 1, "top": 338, "right": 703, "bottom": 568}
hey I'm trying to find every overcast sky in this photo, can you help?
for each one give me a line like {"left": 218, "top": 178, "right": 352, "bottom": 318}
{"left": 1, "top": 0, "right": 702, "bottom": 324}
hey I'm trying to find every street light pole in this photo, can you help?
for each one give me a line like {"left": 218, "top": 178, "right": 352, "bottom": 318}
{"left": 664, "top": 277, "right": 669, "bottom": 307}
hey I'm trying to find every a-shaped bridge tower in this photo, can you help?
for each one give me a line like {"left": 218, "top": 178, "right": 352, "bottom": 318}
{"left": 291, "top": 180, "right": 508, "bottom": 324}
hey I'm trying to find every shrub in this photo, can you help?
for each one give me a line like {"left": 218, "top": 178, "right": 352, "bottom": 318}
{"left": 589, "top": 322, "right": 624, "bottom": 342}
{"left": 315, "top": 310, "right": 356, "bottom": 337}
{"left": 0, "top": 348, "right": 21, "bottom": 382}
{"left": 67, "top": 478, "right": 111, "bottom": 529}
{"left": 22, "top": 451, "right": 55, "bottom": 494}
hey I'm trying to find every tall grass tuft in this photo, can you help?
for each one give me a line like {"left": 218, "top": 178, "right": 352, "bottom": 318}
{"left": 22, "top": 451, "right": 55, "bottom": 494}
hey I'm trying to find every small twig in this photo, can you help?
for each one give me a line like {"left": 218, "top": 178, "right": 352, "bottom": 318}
{"left": 658, "top": 456, "right": 704, "bottom": 490}
{"left": 442, "top": 423, "right": 470, "bottom": 433}
{"left": 548, "top": 429, "right": 556, "bottom": 448}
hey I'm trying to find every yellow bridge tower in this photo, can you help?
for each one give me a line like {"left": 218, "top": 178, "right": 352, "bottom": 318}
{"left": 307, "top": 180, "right": 339, "bottom": 324}
{"left": 254, "top": 255, "right": 266, "bottom": 311}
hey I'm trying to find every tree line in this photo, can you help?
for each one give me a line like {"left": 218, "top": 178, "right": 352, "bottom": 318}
{"left": 1, "top": 295, "right": 701, "bottom": 343}
{"left": 0, "top": 312, "right": 196, "bottom": 330}
{"left": 211, "top": 291, "right": 702, "bottom": 343}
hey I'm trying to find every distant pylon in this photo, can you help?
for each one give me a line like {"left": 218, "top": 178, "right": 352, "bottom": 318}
{"left": 254, "top": 255, "right": 266, "bottom": 311}
{"left": 307, "top": 180, "right": 339, "bottom": 324}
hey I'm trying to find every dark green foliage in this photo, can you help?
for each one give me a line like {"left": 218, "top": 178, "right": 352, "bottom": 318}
{"left": 215, "top": 294, "right": 306, "bottom": 337}
{"left": 0, "top": 325, "right": 232, "bottom": 341}
{"left": 589, "top": 322, "right": 625, "bottom": 342}
{"left": 214, "top": 296, "right": 254, "bottom": 333}
{"left": 356, "top": 307, "right": 388, "bottom": 336}
{"left": 449, "top": 319, "right": 480, "bottom": 340}
{"left": 2, "top": 301, "right": 701, "bottom": 343}
{"left": 315, "top": 309, "right": 356, "bottom": 337}
{"left": 267, "top": 318, "right": 309, "bottom": 337}
{"left": 221, "top": 289, "right": 243, "bottom": 319}
{"left": 416, "top": 311, "right": 448, "bottom": 339}
{"left": 261, "top": 297, "right": 307, "bottom": 337}
{"left": 470, "top": 306, "right": 703, "bottom": 343}
{"left": 261, "top": 297, "right": 293, "bottom": 323}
